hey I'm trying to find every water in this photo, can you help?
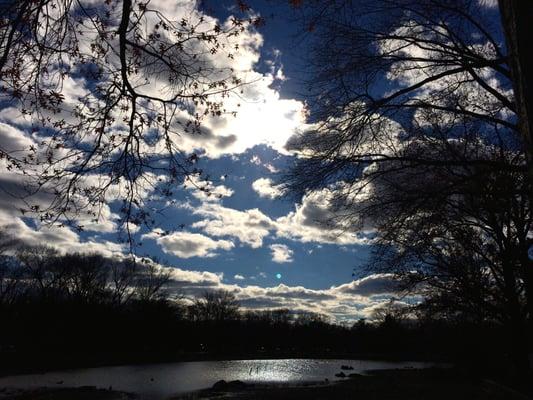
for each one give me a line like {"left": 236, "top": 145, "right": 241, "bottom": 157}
{"left": 0, "top": 359, "right": 436, "bottom": 399}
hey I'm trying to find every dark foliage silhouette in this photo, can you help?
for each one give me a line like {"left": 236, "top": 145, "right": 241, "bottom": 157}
{"left": 0, "top": 246, "right": 523, "bottom": 379}
{"left": 284, "top": 0, "right": 532, "bottom": 374}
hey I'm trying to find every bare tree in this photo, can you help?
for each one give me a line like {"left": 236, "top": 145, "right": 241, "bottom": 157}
{"left": 58, "top": 253, "right": 109, "bottom": 302}
{"left": 132, "top": 259, "right": 170, "bottom": 302}
{"left": 285, "top": 0, "right": 530, "bottom": 310}
{"left": 284, "top": 0, "right": 531, "bottom": 372}
{"left": 499, "top": 0, "right": 533, "bottom": 194}
{"left": 189, "top": 290, "right": 240, "bottom": 322}
{"left": 110, "top": 257, "right": 137, "bottom": 305}
{"left": 366, "top": 152, "right": 531, "bottom": 370}
{"left": 16, "top": 245, "right": 62, "bottom": 298}
{"left": 287, "top": 0, "right": 518, "bottom": 181}
{"left": 0, "top": 0, "right": 259, "bottom": 242}
{"left": 0, "top": 232, "right": 22, "bottom": 305}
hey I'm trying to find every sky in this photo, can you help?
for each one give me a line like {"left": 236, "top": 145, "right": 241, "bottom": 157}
{"left": 0, "top": 0, "right": 469, "bottom": 323}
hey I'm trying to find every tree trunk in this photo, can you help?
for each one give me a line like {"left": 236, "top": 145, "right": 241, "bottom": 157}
{"left": 518, "top": 238, "right": 533, "bottom": 323}
{"left": 499, "top": 0, "right": 533, "bottom": 159}
{"left": 501, "top": 253, "right": 530, "bottom": 376}
{"left": 499, "top": 0, "right": 533, "bottom": 332}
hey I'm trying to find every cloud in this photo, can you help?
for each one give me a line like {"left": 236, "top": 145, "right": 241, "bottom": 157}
{"left": 0, "top": 0, "right": 308, "bottom": 251}
{"left": 252, "top": 178, "right": 285, "bottom": 199}
{"left": 269, "top": 244, "right": 293, "bottom": 263}
{"left": 177, "top": 16, "right": 306, "bottom": 157}
{"left": 143, "top": 230, "right": 234, "bottom": 258}
{"left": 137, "top": 249, "right": 406, "bottom": 322}
{"left": 119, "top": 1, "right": 308, "bottom": 158}
{"left": 0, "top": 122, "right": 34, "bottom": 155}
{"left": 275, "top": 187, "right": 372, "bottom": 245}
{"left": 182, "top": 182, "right": 372, "bottom": 250}
{"left": 190, "top": 203, "right": 275, "bottom": 248}
{"left": 183, "top": 175, "right": 234, "bottom": 202}
{"left": 160, "top": 266, "right": 225, "bottom": 299}
{"left": 477, "top": 0, "right": 498, "bottom": 8}
{"left": 156, "top": 267, "right": 410, "bottom": 323}
{"left": 332, "top": 274, "right": 399, "bottom": 296}
{"left": 0, "top": 213, "right": 124, "bottom": 258}
{"left": 0, "top": 173, "right": 118, "bottom": 234}
{"left": 0, "top": 0, "right": 401, "bottom": 324}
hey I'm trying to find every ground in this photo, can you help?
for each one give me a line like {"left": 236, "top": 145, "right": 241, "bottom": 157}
{"left": 174, "top": 369, "right": 532, "bottom": 400}
{"left": 1, "top": 369, "right": 531, "bottom": 400}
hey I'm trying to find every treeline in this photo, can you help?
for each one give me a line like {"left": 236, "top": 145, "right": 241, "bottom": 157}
{"left": 0, "top": 247, "right": 517, "bottom": 376}
{"left": 0, "top": 245, "right": 170, "bottom": 306}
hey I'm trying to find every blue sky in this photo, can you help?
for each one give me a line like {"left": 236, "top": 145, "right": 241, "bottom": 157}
{"left": 135, "top": 144, "right": 373, "bottom": 290}
{"left": 0, "top": 0, "right": 447, "bottom": 322}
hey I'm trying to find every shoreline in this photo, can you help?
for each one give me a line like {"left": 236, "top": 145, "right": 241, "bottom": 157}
{"left": 171, "top": 369, "right": 533, "bottom": 400}
{"left": 2, "top": 368, "right": 528, "bottom": 400}
{"left": 0, "top": 352, "right": 448, "bottom": 378}
{"left": 0, "top": 386, "right": 136, "bottom": 400}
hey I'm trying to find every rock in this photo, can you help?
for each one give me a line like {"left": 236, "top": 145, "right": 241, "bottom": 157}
{"left": 335, "top": 372, "right": 347, "bottom": 378}
{"left": 212, "top": 380, "right": 227, "bottom": 390}
{"left": 340, "top": 365, "right": 354, "bottom": 370}
{"left": 228, "top": 380, "right": 247, "bottom": 389}
{"left": 212, "top": 379, "right": 248, "bottom": 391}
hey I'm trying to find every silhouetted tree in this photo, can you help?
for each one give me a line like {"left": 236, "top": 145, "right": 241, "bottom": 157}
{"left": 189, "top": 290, "right": 240, "bottom": 322}
{"left": 16, "top": 245, "right": 62, "bottom": 298}
{"left": 58, "top": 253, "right": 109, "bottom": 303}
{"left": 366, "top": 157, "right": 531, "bottom": 369}
{"left": 132, "top": 259, "right": 170, "bottom": 302}
{"left": 294, "top": 311, "right": 330, "bottom": 326}
{"left": 110, "top": 257, "right": 138, "bottom": 305}
{"left": 0, "top": 246, "right": 520, "bottom": 373}
{"left": 0, "top": 1, "right": 260, "bottom": 239}
{"left": 285, "top": 0, "right": 531, "bottom": 373}
{"left": 499, "top": 1, "right": 533, "bottom": 189}
{"left": 1, "top": 247, "right": 172, "bottom": 306}
{"left": 0, "top": 233, "right": 22, "bottom": 305}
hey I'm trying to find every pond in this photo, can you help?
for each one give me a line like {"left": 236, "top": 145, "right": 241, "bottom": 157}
{"left": 0, "top": 359, "right": 437, "bottom": 399}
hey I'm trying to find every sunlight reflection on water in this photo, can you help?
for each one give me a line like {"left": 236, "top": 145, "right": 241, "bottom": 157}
{"left": 0, "top": 359, "right": 437, "bottom": 399}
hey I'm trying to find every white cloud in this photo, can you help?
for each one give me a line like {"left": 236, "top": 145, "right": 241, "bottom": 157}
{"left": 331, "top": 274, "right": 399, "bottom": 296}
{"left": 0, "top": 0, "right": 309, "bottom": 251}
{"left": 190, "top": 203, "right": 275, "bottom": 248}
{"left": 0, "top": 122, "right": 34, "bottom": 155}
{"left": 252, "top": 178, "right": 285, "bottom": 199}
{"left": 234, "top": 274, "right": 245, "bottom": 280}
{"left": 183, "top": 175, "right": 234, "bottom": 202}
{"left": 143, "top": 230, "right": 234, "bottom": 258}
{"left": 162, "top": 268, "right": 408, "bottom": 322}
{"left": 162, "top": 18, "right": 308, "bottom": 157}
{"left": 0, "top": 213, "right": 124, "bottom": 258}
{"left": 269, "top": 243, "right": 293, "bottom": 263}
{"left": 478, "top": 0, "right": 497, "bottom": 8}
{"left": 182, "top": 183, "right": 372, "bottom": 249}
{"left": 0, "top": 172, "right": 119, "bottom": 234}
{"left": 275, "top": 187, "right": 372, "bottom": 245}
